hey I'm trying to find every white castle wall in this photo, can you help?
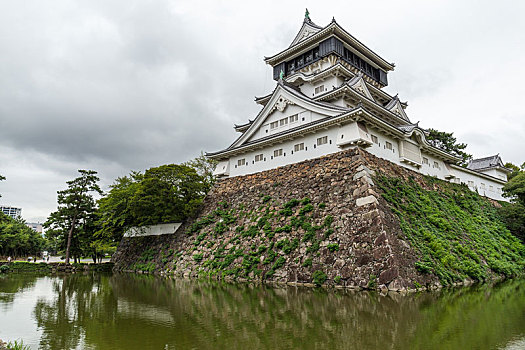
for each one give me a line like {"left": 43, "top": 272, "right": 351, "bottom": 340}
{"left": 224, "top": 122, "right": 507, "bottom": 201}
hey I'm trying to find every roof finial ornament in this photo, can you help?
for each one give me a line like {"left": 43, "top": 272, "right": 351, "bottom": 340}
{"left": 305, "top": 8, "right": 310, "bottom": 21}
{"left": 279, "top": 69, "right": 284, "bottom": 81}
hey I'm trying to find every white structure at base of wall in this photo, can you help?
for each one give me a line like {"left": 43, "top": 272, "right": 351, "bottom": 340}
{"left": 207, "top": 13, "right": 510, "bottom": 202}
{"left": 124, "top": 223, "right": 182, "bottom": 238}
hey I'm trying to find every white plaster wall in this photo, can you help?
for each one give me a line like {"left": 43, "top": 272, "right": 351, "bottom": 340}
{"left": 225, "top": 124, "right": 506, "bottom": 201}
{"left": 300, "top": 76, "right": 342, "bottom": 98}
{"left": 230, "top": 127, "right": 341, "bottom": 177}
{"left": 451, "top": 167, "right": 506, "bottom": 201}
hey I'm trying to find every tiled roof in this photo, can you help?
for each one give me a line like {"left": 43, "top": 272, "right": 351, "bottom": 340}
{"left": 467, "top": 155, "right": 504, "bottom": 170}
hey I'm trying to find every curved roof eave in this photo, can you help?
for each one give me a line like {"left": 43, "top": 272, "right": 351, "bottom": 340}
{"left": 265, "top": 22, "right": 394, "bottom": 71}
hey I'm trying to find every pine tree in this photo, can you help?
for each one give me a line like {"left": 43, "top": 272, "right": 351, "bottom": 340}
{"left": 45, "top": 170, "right": 102, "bottom": 264}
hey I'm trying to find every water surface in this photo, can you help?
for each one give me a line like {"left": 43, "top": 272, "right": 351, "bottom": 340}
{"left": 1, "top": 273, "right": 524, "bottom": 349}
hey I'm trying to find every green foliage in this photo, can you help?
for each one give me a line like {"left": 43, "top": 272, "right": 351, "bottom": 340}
{"left": 44, "top": 170, "right": 102, "bottom": 264}
{"left": 376, "top": 175, "right": 525, "bottom": 285}
{"left": 312, "top": 270, "right": 327, "bottom": 286}
{"left": 334, "top": 275, "right": 342, "bottom": 284}
{"left": 0, "top": 264, "right": 9, "bottom": 273}
{"left": 302, "top": 258, "right": 312, "bottom": 267}
{"left": 0, "top": 212, "right": 45, "bottom": 258}
{"left": 503, "top": 171, "right": 525, "bottom": 206}
{"left": 426, "top": 128, "right": 471, "bottom": 165}
{"left": 6, "top": 339, "right": 31, "bottom": 350}
{"left": 262, "top": 195, "right": 272, "bottom": 203}
{"left": 299, "top": 204, "right": 314, "bottom": 215}
{"left": 193, "top": 253, "right": 204, "bottom": 262}
{"left": 368, "top": 274, "right": 377, "bottom": 289}
{"left": 498, "top": 202, "right": 525, "bottom": 242}
{"left": 182, "top": 151, "right": 218, "bottom": 193}
{"left": 318, "top": 203, "right": 326, "bottom": 209}
{"left": 98, "top": 160, "right": 211, "bottom": 242}
{"left": 327, "top": 243, "right": 339, "bottom": 252}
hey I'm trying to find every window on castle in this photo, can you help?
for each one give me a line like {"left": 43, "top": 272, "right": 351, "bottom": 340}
{"left": 317, "top": 136, "right": 328, "bottom": 146}
{"left": 468, "top": 181, "right": 474, "bottom": 187}
{"left": 423, "top": 157, "right": 429, "bottom": 165}
{"left": 294, "top": 143, "right": 305, "bottom": 152}
{"left": 289, "top": 114, "right": 298, "bottom": 123}
{"left": 306, "top": 52, "right": 313, "bottom": 62}
{"left": 433, "top": 161, "right": 440, "bottom": 169}
{"left": 481, "top": 183, "right": 486, "bottom": 190}
{"left": 314, "top": 85, "right": 325, "bottom": 94}
{"left": 489, "top": 185, "right": 494, "bottom": 191}
{"left": 237, "top": 159, "right": 246, "bottom": 166}
{"left": 371, "top": 135, "right": 378, "bottom": 144}
{"left": 385, "top": 141, "right": 393, "bottom": 150}
{"left": 274, "top": 149, "right": 283, "bottom": 157}
{"left": 313, "top": 47, "right": 320, "bottom": 59}
{"left": 280, "top": 118, "right": 288, "bottom": 127}
{"left": 255, "top": 154, "right": 264, "bottom": 162}
{"left": 270, "top": 121, "right": 278, "bottom": 130}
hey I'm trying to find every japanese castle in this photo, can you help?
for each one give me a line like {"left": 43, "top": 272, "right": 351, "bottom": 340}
{"left": 207, "top": 11, "right": 510, "bottom": 201}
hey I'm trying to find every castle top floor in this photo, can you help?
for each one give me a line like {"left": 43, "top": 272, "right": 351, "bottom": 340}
{"left": 265, "top": 11, "right": 395, "bottom": 88}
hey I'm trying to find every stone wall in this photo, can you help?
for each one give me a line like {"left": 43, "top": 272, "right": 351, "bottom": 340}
{"left": 113, "top": 148, "right": 447, "bottom": 291}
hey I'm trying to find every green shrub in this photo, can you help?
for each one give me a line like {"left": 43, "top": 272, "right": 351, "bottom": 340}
{"left": 334, "top": 276, "right": 342, "bottom": 284}
{"left": 312, "top": 270, "right": 327, "bottom": 286}
{"left": 327, "top": 243, "right": 339, "bottom": 252}
{"left": 6, "top": 339, "right": 30, "bottom": 350}
{"left": 0, "top": 264, "right": 9, "bottom": 273}
{"left": 193, "top": 254, "right": 204, "bottom": 262}
{"left": 302, "top": 258, "right": 313, "bottom": 267}
{"left": 368, "top": 274, "right": 377, "bottom": 289}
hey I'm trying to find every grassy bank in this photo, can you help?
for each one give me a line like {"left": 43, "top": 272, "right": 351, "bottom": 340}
{"left": 0, "top": 261, "right": 114, "bottom": 274}
{"left": 376, "top": 175, "right": 525, "bottom": 286}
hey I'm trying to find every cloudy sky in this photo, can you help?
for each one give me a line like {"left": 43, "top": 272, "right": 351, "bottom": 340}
{"left": 1, "top": 0, "right": 524, "bottom": 222}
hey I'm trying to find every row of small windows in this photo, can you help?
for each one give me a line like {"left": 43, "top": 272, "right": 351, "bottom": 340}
{"left": 235, "top": 137, "right": 330, "bottom": 168}
{"left": 371, "top": 133, "right": 444, "bottom": 169}
{"left": 269, "top": 114, "right": 299, "bottom": 130}
{"left": 287, "top": 47, "right": 320, "bottom": 72}
{"left": 467, "top": 181, "right": 501, "bottom": 193}
{"left": 343, "top": 48, "right": 381, "bottom": 81}
{"left": 422, "top": 157, "right": 441, "bottom": 169}
{"left": 314, "top": 85, "right": 325, "bottom": 95}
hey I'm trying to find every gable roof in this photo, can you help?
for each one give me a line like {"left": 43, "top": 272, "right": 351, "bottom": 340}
{"left": 289, "top": 18, "right": 324, "bottom": 47}
{"left": 384, "top": 95, "right": 409, "bottom": 122}
{"left": 467, "top": 155, "right": 510, "bottom": 172}
{"left": 265, "top": 19, "right": 394, "bottom": 72}
{"left": 346, "top": 73, "right": 374, "bottom": 101}
{"left": 227, "top": 81, "right": 348, "bottom": 150}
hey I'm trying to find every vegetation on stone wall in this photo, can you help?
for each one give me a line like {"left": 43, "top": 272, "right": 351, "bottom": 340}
{"left": 499, "top": 161, "right": 525, "bottom": 242}
{"left": 127, "top": 195, "right": 337, "bottom": 286}
{"left": 376, "top": 175, "right": 525, "bottom": 285}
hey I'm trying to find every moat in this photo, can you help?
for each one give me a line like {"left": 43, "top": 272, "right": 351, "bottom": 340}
{"left": 1, "top": 273, "right": 525, "bottom": 349}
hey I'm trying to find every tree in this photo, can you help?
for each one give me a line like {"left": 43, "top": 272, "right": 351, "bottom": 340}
{"left": 96, "top": 161, "right": 209, "bottom": 242}
{"left": 500, "top": 163, "right": 525, "bottom": 242}
{"left": 0, "top": 212, "right": 45, "bottom": 257}
{"left": 183, "top": 151, "right": 218, "bottom": 193}
{"left": 44, "top": 170, "right": 102, "bottom": 264}
{"left": 503, "top": 171, "right": 525, "bottom": 206}
{"left": 504, "top": 162, "right": 525, "bottom": 180}
{"left": 426, "top": 128, "right": 472, "bottom": 166}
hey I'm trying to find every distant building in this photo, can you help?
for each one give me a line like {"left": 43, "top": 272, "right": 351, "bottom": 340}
{"left": 1, "top": 205, "right": 22, "bottom": 219}
{"left": 26, "top": 222, "right": 43, "bottom": 234}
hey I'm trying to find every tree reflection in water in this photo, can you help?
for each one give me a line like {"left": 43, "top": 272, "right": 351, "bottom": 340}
{"left": 20, "top": 273, "right": 525, "bottom": 350}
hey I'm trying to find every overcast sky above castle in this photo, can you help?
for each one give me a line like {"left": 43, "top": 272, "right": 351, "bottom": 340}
{"left": 1, "top": 0, "right": 524, "bottom": 222}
